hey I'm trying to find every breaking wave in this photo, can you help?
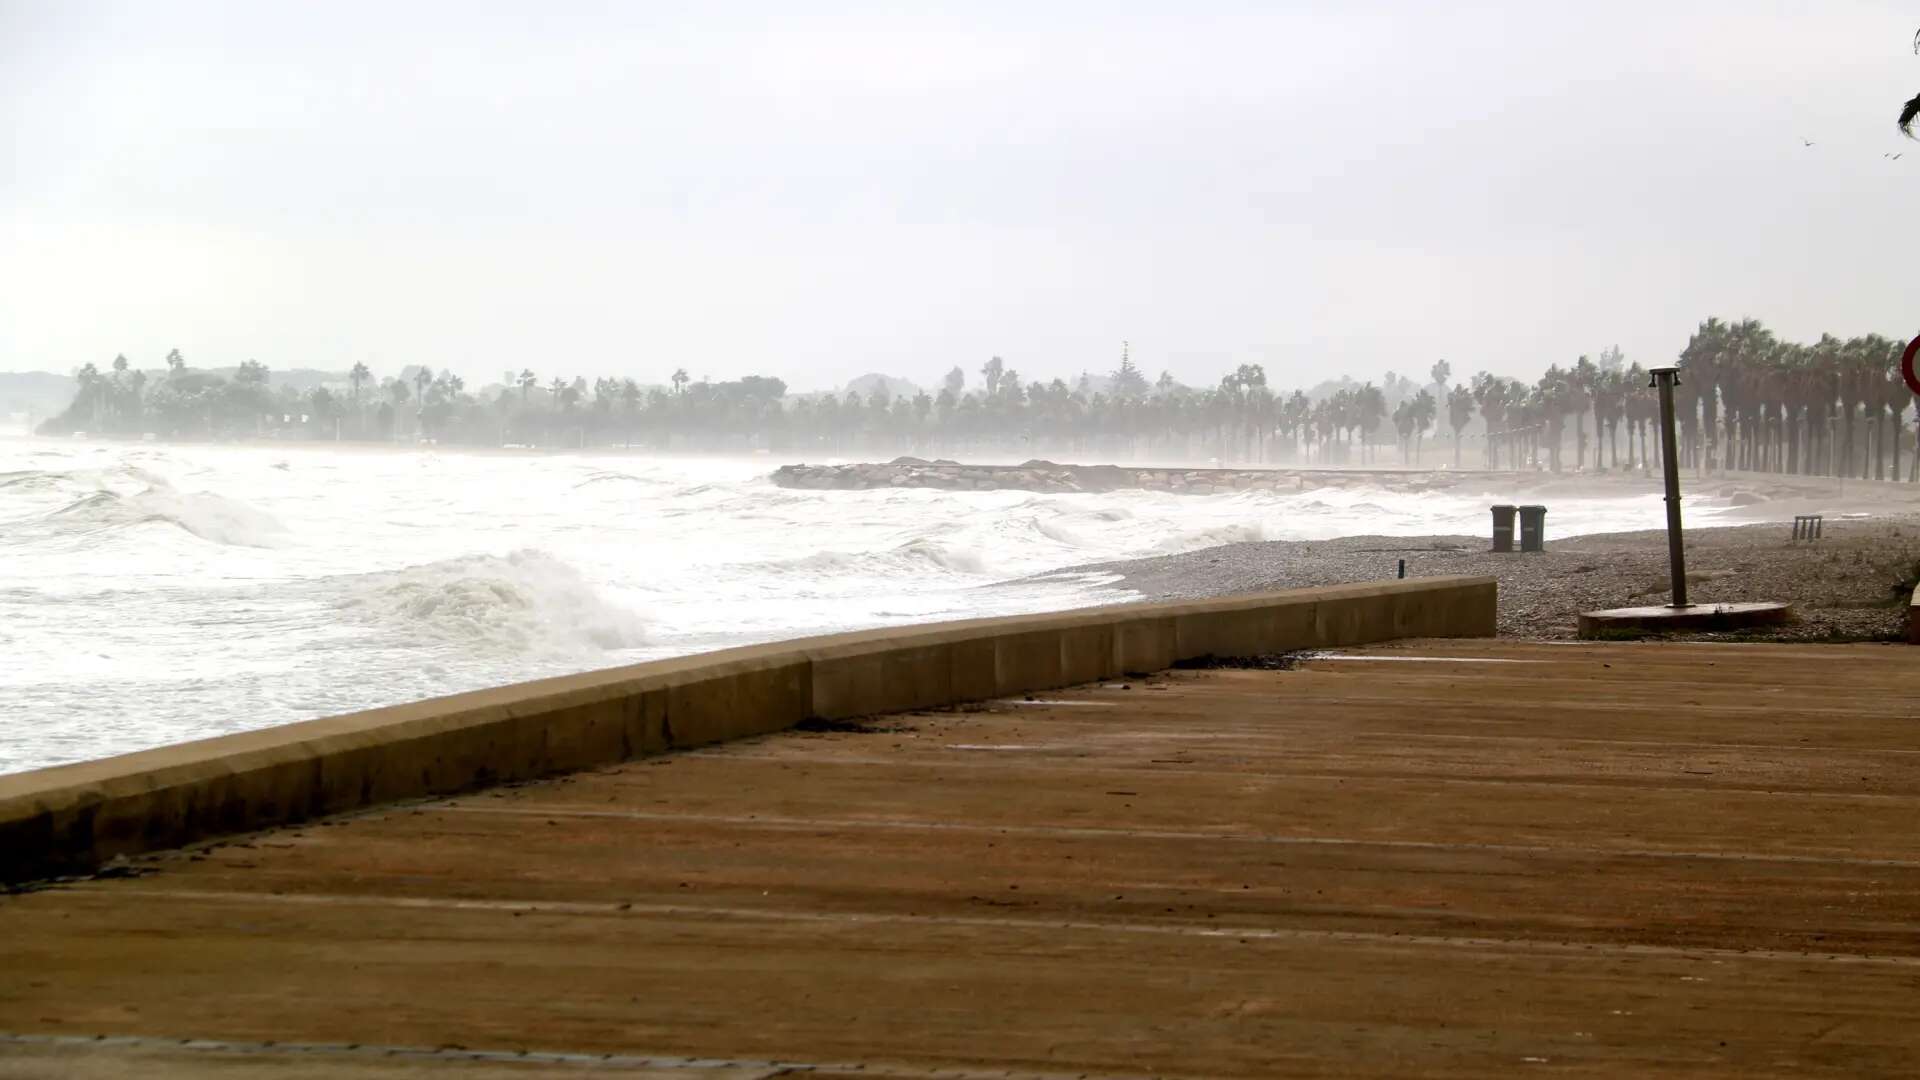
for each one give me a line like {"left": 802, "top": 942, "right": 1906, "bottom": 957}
{"left": 1150, "top": 522, "right": 1267, "bottom": 553}
{"left": 572, "top": 469, "right": 670, "bottom": 490}
{"left": 893, "top": 537, "right": 990, "bottom": 574}
{"left": 335, "top": 549, "right": 648, "bottom": 653}
{"left": 747, "top": 537, "right": 993, "bottom": 578}
{"left": 1, "top": 463, "right": 171, "bottom": 493}
{"left": 47, "top": 486, "right": 287, "bottom": 547}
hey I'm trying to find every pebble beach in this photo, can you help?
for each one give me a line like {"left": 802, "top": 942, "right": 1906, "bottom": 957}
{"left": 1047, "top": 516, "right": 1920, "bottom": 641}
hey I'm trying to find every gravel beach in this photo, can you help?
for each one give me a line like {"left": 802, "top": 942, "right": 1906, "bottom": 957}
{"left": 1044, "top": 515, "right": 1920, "bottom": 641}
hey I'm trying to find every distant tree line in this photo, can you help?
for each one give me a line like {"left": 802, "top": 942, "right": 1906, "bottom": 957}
{"left": 34, "top": 317, "right": 1920, "bottom": 478}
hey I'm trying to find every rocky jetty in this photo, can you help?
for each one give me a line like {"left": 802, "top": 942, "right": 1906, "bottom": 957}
{"left": 772, "top": 458, "right": 1315, "bottom": 495}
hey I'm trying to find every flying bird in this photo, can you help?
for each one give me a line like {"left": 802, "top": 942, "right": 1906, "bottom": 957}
{"left": 1801, "top": 137, "right": 1815, "bottom": 147}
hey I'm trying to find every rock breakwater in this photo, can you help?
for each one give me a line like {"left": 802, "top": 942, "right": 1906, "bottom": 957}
{"left": 773, "top": 458, "right": 1329, "bottom": 495}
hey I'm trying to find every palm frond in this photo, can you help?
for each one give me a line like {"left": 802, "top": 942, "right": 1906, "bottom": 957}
{"left": 1902, "top": 91, "right": 1920, "bottom": 139}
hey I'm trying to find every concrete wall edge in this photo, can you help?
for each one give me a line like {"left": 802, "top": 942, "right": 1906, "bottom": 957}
{"left": 1, "top": 576, "right": 1495, "bottom": 882}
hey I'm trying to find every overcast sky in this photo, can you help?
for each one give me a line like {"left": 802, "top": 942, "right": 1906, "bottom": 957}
{"left": 3, "top": 1, "right": 1916, "bottom": 393}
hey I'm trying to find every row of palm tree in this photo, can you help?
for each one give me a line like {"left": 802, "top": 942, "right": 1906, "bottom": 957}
{"left": 36, "top": 317, "right": 1920, "bottom": 478}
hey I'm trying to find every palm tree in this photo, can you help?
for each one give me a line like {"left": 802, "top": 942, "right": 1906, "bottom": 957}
{"left": 1391, "top": 400, "right": 1414, "bottom": 463}
{"left": 1775, "top": 344, "right": 1813, "bottom": 475}
{"left": 1808, "top": 333, "right": 1843, "bottom": 475}
{"left": 1410, "top": 389, "right": 1434, "bottom": 464}
{"left": 1221, "top": 364, "right": 1267, "bottom": 460}
{"left": 1679, "top": 318, "right": 1727, "bottom": 470}
{"left": 1446, "top": 384, "right": 1474, "bottom": 467}
{"left": 1470, "top": 373, "right": 1508, "bottom": 468}
{"left": 74, "top": 361, "right": 103, "bottom": 429}
{"left": 1529, "top": 367, "right": 1561, "bottom": 472}
{"left": 1877, "top": 337, "right": 1908, "bottom": 482}
{"left": 619, "top": 378, "right": 642, "bottom": 446}
{"left": 1623, "top": 362, "right": 1650, "bottom": 469}
{"left": 1836, "top": 337, "right": 1874, "bottom": 478}
{"left": 348, "top": 362, "right": 370, "bottom": 432}
{"left": 1726, "top": 319, "right": 1773, "bottom": 471}
{"left": 1357, "top": 383, "right": 1387, "bottom": 463}
{"left": 670, "top": 368, "right": 689, "bottom": 395}
{"left": 1280, "top": 390, "right": 1309, "bottom": 462}
{"left": 1569, "top": 355, "right": 1598, "bottom": 469}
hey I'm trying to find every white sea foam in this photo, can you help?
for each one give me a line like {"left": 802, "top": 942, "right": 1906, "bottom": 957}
{"left": 337, "top": 549, "right": 647, "bottom": 654}
{"left": 48, "top": 486, "right": 287, "bottom": 547}
{"left": 0, "top": 438, "right": 1712, "bottom": 774}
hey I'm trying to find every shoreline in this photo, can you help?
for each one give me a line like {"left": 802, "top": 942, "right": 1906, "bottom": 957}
{"left": 18, "top": 431, "right": 1920, "bottom": 510}
{"left": 1042, "top": 516, "right": 1920, "bottom": 641}
{"left": 18, "top": 430, "right": 1920, "bottom": 485}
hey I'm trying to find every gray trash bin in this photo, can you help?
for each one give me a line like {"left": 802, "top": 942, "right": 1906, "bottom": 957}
{"left": 1490, "top": 505, "right": 1516, "bottom": 553}
{"left": 1518, "top": 504, "right": 1547, "bottom": 552}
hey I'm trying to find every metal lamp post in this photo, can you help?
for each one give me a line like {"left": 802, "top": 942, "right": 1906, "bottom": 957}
{"left": 1647, "top": 366, "right": 1690, "bottom": 609}
{"left": 1578, "top": 367, "right": 1789, "bottom": 637}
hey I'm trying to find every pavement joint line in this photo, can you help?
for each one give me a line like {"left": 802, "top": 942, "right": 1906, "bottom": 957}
{"left": 1301, "top": 655, "right": 1544, "bottom": 663}
{"left": 1348, "top": 730, "right": 1920, "bottom": 757}
{"left": 641, "top": 752, "right": 1920, "bottom": 801}
{"left": 99, "top": 888, "right": 1920, "bottom": 969}
{"left": 1216, "top": 697, "right": 1920, "bottom": 722}
{"left": 433, "top": 805, "right": 1920, "bottom": 870}
{"left": 0, "top": 1031, "right": 1148, "bottom": 1078}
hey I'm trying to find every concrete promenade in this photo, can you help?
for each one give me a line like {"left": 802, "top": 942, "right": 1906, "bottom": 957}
{"left": 4, "top": 639, "right": 1920, "bottom": 1076}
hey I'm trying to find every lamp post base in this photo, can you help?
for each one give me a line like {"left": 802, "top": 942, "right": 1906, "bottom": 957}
{"left": 1577, "top": 602, "right": 1792, "bottom": 638}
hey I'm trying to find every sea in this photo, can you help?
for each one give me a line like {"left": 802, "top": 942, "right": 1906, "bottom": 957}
{"left": 1, "top": 436, "right": 1699, "bottom": 774}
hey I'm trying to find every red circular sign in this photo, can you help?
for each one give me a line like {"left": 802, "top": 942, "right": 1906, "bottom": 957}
{"left": 1906, "top": 334, "right": 1920, "bottom": 397}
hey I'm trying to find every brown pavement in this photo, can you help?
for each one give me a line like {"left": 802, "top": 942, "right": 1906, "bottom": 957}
{"left": 4, "top": 640, "right": 1920, "bottom": 1077}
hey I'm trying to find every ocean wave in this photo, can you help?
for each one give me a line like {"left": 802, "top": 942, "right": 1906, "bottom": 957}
{"left": 572, "top": 470, "right": 669, "bottom": 489}
{"left": 46, "top": 486, "right": 286, "bottom": 547}
{"left": 0, "top": 463, "right": 171, "bottom": 493}
{"left": 754, "top": 549, "right": 867, "bottom": 574}
{"left": 1151, "top": 522, "right": 1267, "bottom": 554}
{"left": 1027, "top": 516, "right": 1087, "bottom": 547}
{"left": 892, "top": 537, "right": 989, "bottom": 574}
{"left": 740, "top": 535, "right": 993, "bottom": 578}
{"left": 334, "top": 549, "right": 647, "bottom": 653}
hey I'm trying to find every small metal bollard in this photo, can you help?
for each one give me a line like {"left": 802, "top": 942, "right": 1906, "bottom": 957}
{"left": 1518, "top": 505, "right": 1547, "bottom": 552}
{"left": 1490, "top": 505, "right": 1517, "bottom": 553}
{"left": 1792, "top": 514, "right": 1823, "bottom": 542}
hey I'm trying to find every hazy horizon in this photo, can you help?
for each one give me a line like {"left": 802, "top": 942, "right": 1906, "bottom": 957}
{"left": 5, "top": 2, "right": 1918, "bottom": 394}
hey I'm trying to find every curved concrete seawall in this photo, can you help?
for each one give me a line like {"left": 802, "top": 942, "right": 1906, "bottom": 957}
{"left": 0, "top": 576, "right": 1495, "bottom": 884}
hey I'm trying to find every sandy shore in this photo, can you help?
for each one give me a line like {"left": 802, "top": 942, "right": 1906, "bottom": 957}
{"left": 1044, "top": 515, "right": 1920, "bottom": 641}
